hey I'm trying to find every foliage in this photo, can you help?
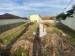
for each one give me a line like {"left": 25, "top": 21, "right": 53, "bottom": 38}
{"left": 14, "top": 47, "right": 29, "bottom": 56}
{"left": 56, "top": 13, "right": 67, "bottom": 20}
{"left": 0, "top": 24, "right": 25, "bottom": 45}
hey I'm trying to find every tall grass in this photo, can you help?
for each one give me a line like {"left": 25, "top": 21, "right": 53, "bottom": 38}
{"left": 0, "top": 23, "right": 25, "bottom": 45}
{"left": 14, "top": 47, "right": 29, "bottom": 56}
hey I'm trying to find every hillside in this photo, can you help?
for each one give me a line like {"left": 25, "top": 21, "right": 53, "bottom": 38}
{"left": 0, "top": 13, "right": 27, "bottom": 19}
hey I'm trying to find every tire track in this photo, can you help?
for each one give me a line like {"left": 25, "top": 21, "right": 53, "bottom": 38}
{"left": 32, "top": 26, "right": 43, "bottom": 56}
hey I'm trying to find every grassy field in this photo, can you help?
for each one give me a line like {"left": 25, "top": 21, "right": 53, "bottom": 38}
{"left": 0, "top": 22, "right": 75, "bottom": 56}
{"left": 0, "top": 23, "right": 26, "bottom": 45}
{"left": 10, "top": 22, "right": 38, "bottom": 56}
{"left": 43, "top": 22, "right": 75, "bottom": 56}
{"left": 56, "top": 23, "right": 75, "bottom": 46}
{"left": 11, "top": 22, "right": 74, "bottom": 56}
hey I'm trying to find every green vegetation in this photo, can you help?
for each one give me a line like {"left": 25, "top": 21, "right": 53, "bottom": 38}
{"left": 10, "top": 22, "right": 38, "bottom": 56}
{"left": 0, "top": 23, "right": 26, "bottom": 45}
{"left": 14, "top": 47, "right": 29, "bottom": 56}
{"left": 56, "top": 13, "right": 67, "bottom": 20}
{"left": 56, "top": 24, "right": 75, "bottom": 46}
{"left": 66, "top": 30, "right": 75, "bottom": 46}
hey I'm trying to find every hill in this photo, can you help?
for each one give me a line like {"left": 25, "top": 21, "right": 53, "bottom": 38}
{"left": 0, "top": 13, "right": 27, "bottom": 20}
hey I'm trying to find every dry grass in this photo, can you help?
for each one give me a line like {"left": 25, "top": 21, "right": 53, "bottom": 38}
{"left": 42, "top": 22, "right": 75, "bottom": 56}
{"left": 10, "top": 22, "right": 38, "bottom": 56}
{"left": 1, "top": 22, "right": 75, "bottom": 56}
{"left": 56, "top": 23, "right": 75, "bottom": 46}
{"left": 10, "top": 22, "right": 75, "bottom": 56}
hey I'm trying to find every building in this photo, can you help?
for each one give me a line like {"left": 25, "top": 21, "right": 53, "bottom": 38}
{"left": 29, "top": 14, "right": 42, "bottom": 22}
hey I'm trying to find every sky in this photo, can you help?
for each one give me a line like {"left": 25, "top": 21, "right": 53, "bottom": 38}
{"left": 0, "top": 0, "right": 75, "bottom": 17}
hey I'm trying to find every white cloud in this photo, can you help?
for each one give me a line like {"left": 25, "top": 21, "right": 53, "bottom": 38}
{"left": 0, "top": 0, "right": 75, "bottom": 16}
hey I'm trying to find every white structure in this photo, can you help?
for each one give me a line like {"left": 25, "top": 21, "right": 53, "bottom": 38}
{"left": 61, "top": 12, "right": 75, "bottom": 30}
{"left": 29, "top": 14, "right": 47, "bottom": 37}
{"left": 29, "top": 14, "right": 42, "bottom": 22}
{"left": 39, "top": 23, "right": 47, "bottom": 37}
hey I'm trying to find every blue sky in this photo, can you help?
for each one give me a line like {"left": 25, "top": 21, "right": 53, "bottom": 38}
{"left": 0, "top": 0, "right": 75, "bottom": 17}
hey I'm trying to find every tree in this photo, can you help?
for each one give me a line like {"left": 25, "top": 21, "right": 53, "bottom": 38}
{"left": 56, "top": 13, "right": 67, "bottom": 20}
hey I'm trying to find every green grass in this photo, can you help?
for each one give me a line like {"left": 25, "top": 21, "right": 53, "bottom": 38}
{"left": 0, "top": 23, "right": 26, "bottom": 45}
{"left": 14, "top": 47, "right": 29, "bottom": 56}
{"left": 67, "top": 31, "right": 75, "bottom": 46}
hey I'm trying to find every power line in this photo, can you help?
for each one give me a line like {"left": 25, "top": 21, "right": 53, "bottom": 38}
{"left": 63, "top": 0, "right": 73, "bottom": 12}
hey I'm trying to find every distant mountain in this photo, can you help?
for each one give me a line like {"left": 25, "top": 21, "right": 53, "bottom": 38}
{"left": 0, "top": 13, "right": 28, "bottom": 19}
